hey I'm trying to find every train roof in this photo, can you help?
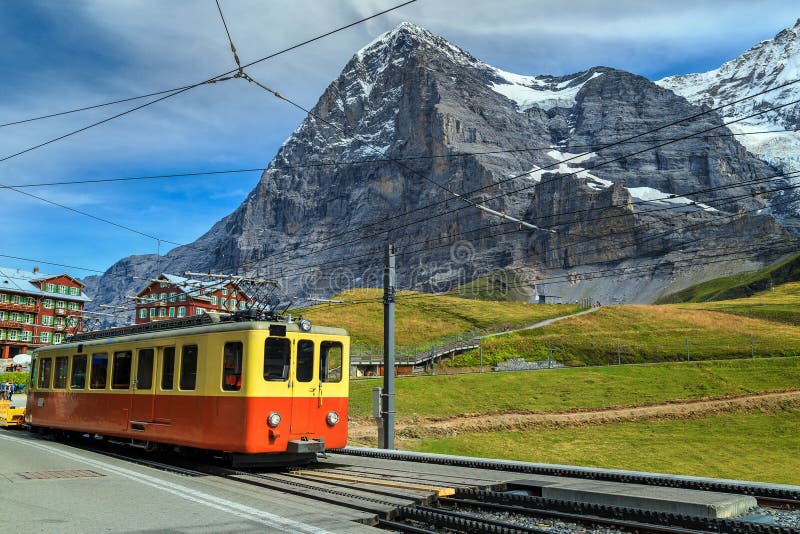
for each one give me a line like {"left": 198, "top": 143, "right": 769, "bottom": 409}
{"left": 32, "top": 313, "right": 348, "bottom": 354}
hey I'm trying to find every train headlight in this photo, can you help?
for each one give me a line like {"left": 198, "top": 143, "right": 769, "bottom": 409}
{"left": 267, "top": 412, "right": 282, "bottom": 427}
{"left": 326, "top": 411, "right": 340, "bottom": 426}
{"left": 298, "top": 318, "right": 312, "bottom": 332}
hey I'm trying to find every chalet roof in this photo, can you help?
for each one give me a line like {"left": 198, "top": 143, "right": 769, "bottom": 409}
{"left": 0, "top": 267, "right": 91, "bottom": 302}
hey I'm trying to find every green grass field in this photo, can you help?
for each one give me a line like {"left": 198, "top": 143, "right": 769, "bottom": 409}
{"left": 301, "top": 289, "right": 578, "bottom": 346}
{"left": 673, "top": 281, "right": 800, "bottom": 326}
{"left": 456, "top": 305, "right": 800, "bottom": 367}
{"left": 404, "top": 404, "right": 800, "bottom": 485}
{"left": 348, "top": 357, "right": 800, "bottom": 421}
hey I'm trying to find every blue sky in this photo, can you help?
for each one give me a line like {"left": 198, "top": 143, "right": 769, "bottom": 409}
{"left": 0, "top": 0, "right": 797, "bottom": 280}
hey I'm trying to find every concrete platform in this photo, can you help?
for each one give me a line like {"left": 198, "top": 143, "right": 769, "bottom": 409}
{"left": 512, "top": 478, "right": 757, "bottom": 519}
{"left": 0, "top": 429, "right": 383, "bottom": 533}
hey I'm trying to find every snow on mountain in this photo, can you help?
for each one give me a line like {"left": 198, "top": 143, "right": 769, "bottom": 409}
{"left": 657, "top": 19, "right": 800, "bottom": 215}
{"left": 491, "top": 70, "right": 604, "bottom": 111}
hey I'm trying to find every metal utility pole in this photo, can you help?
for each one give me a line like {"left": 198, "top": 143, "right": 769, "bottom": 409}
{"left": 382, "top": 243, "right": 396, "bottom": 450}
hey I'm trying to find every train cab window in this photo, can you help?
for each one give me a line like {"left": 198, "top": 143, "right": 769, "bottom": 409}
{"left": 296, "top": 340, "right": 314, "bottom": 383}
{"left": 222, "top": 342, "right": 243, "bottom": 391}
{"left": 71, "top": 355, "right": 87, "bottom": 389}
{"left": 320, "top": 341, "right": 343, "bottom": 383}
{"left": 179, "top": 345, "right": 198, "bottom": 390}
{"left": 37, "top": 358, "right": 52, "bottom": 389}
{"left": 90, "top": 354, "right": 108, "bottom": 389}
{"left": 112, "top": 351, "right": 132, "bottom": 389}
{"left": 264, "top": 337, "right": 290, "bottom": 381}
{"left": 137, "top": 349, "right": 154, "bottom": 390}
{"left": 161, "top": 347, "right": 175, "bottom": 390}
{"left": 53, "top": 356, "right": 69, "bottom": 389}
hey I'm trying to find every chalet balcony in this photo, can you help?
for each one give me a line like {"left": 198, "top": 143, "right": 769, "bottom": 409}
{"left": 0, "top": 302, "right": 36, "bottom": 312}
{"left": 0, "top": 320, "right": 26, "bottom": 328}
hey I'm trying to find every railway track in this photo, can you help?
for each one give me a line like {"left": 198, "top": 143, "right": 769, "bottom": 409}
{"left": 37, "top": 435, "right": 800, "bottom": 533}
{"left": 332, "top": 447, "right": 800, "bottom": 506}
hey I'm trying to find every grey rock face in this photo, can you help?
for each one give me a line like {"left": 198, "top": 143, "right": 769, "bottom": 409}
{"left": 658, "top": 19, "right": 800, "bottom": 224}
{"left": 85, "top": 23, "right": 798, "bottom": 323}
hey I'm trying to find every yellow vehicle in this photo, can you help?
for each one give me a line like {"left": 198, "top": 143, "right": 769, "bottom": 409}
{"left": 0, "top": 400, "right": 25, "bottom": 428}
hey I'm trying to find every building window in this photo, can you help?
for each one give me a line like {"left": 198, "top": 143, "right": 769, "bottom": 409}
{"left": 22, "top": 330, "right": 32, "bottom": 341}
{"left": 9, "top": 330, "right": 18, "bottom": 341}
{"left": 41, "top": 316, "right": 53, "bottom": 326}
{"left": 70, "top": 287, "right": 80, "bottom": 296}
{"left": 231, "top": 290, "right": 238, "bottom": 298}
{"left": 221, "top": 298, "right": 228, "bottom": 310}
{"left": 27, "top": 296, "right": 35, "bottom": 305}
{"left": 150, "top": 308, "right": 156, "bottom": 317}
{"left": 177, "top": 306, "right": 186, "bottom": 317}
{"left": 221, "top": 289, "right": 228, "bottom": 296}
{"left": 0, "top": 330, "right": 5, "bottom": 340}
{"left": 0, "top": 294, "right": 7, "bottom": 303}
{"left": 58, "top": 285, "right": 67, "bottom": 294}
{"left": 178, "top": 293, "right": 186, "bottom": 301}
{"left": 40, "top": 332, "right": 50, "bottom": 343}
{"left": 0, "top": 311, "right": 5, "bottom": 321}
{"left": 169, "top": 307, "right": 175, "bottom": 318}
{"left": 24, "top": 314, "right": 33, "bottom": 324}
{"left": 44, "top": 299, "right": 53, "bottom": 309}
{"left": 45, "top": 283, "right": 55, "bottom": 292}
{"left": 139, "top": 309, "right": 147, "bottom": 319}
{"left": 169, "top": 292, "right": 176, "bottom": 302}
{"left": 210, "top": 296, "right": 218, "bottom": 305}
{"left": 195, "top": 308, "right": 204, "bottom": 315}
{"left": 10, "top": 312, "right": 19, "bottom": 322}
{"left": 56, "top": 300, "right": 65, "bottom": 309}
{"left": 159, "top": 307, "right": 167, "bottom": 317}
{"left": 53, "top": 333, "right": 63, "bottom": 344}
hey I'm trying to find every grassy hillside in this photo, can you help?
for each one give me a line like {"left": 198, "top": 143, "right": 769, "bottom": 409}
{"left": 300, "top": 289, "right": 578, "bottom": 345}
{"left": 656, "top": 251, "right": 800, "bottom": 303}
{"left": 348, "top": 357, "right": 800, "bottom": 421}
{"left": 673, "top": 281, "right": 800, "bottom": 326}
{"left": 457, "top": 305, "right": 800, "bottom": 367}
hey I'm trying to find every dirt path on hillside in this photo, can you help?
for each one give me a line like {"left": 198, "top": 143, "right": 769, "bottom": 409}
{"left": 348, "top": 389, "right": 800, "bottom": 442}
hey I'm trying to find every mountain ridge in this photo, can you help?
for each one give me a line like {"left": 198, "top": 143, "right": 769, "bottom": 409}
{"left": 83, "top": 20, "right": 800, "bottom": 324}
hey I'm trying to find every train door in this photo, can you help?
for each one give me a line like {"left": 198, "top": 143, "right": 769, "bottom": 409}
{"left": 130, "top": 347, "right": 155, "bottom": 422}
{"left": 290, "top": 338, "right": 316, "bottom": 435}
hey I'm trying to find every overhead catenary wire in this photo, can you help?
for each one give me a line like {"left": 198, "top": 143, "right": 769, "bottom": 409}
{"left": 2, "top": 128, "right": 795, "bottom": 190}
{"left": 0, "top": 1, "right": 417, "bottom": 258}
{"left": 0, "top": 0, "right": 417, "bottom": 131}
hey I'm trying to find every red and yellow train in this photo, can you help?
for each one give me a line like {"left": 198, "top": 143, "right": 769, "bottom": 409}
{"left": 25, "top": 314, "right": 349, "bottom": 465}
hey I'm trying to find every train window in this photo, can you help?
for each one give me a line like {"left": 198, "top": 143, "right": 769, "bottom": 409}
{"left": 161, "top": 347, "right": 175, "bottom": 390}
{"left": 137, "top": 349, "right": 154, "bottom": 390}
{"left": 71, "top": 355, "right": 87, "bottom": 389}
{"left": 320, "top": 341, "right": 343, "bottom": 383}
{"left": 222, "top": 342, "right": 243, "bottom": 391}
{"left": 180, "top": 345, "right": 198, "bottom": 390}
{"left": 53, "top": 356, "right": 69, "bottom": 389}
{"left": 90, "top": 354, "right": 108, "bottom": 389}
{"left": 296, "top": 340, "right": 314, "bottom": 383}
{"left": 112, "top": 351, "right": 132, "bottom": 389}
{"left": 264, "top": 337, "right": 290, "bottom": 381}
{"left": 37, "top": 358, "right": 52, "bottom": 389}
